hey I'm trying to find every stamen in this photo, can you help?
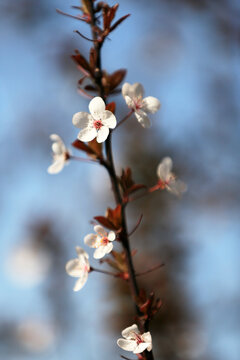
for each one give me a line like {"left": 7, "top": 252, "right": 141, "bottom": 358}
{"left": 93, "top": 120, "right": 103, "bottom": 130}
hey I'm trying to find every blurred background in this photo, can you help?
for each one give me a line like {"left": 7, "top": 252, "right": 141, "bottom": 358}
{"left": 0, "top": 0, "right": 240, "bottom": 359}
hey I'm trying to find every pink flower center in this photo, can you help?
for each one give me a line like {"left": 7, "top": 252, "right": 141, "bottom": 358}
{"left": 133, "top": 98, "right": 143, "bottom": 110}
{"left": 135, "top": 333, "right": 143, "bottom": 345}
{"left": 93, "top": 120, "right": 103, "bottom": 130}
{"left": 83, "top": 265, "right": 89, "bottom": 272}
{"left": 100, "top": 236, "right": 109, "bottom": 246}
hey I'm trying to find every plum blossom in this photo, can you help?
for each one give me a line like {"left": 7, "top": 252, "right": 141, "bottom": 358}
{"left": 122, "top": 82, "right": 160, "bottom": 128}
{"left": 157, "top": 157, "right": 187, "bottom": 197}
{"left": 84, "top": 225, "right": 115, "bottom": 259}
{"left": 47, "top": 134, "right": 70, "bottom": 174}
{"left": 117, "top": 324, "right": 152, "bottom": 354}
{"left": 65, "top": 247, "right": 90, "bottom": 291}
{"left": 72, "top": 97, "right": 117, "bottom": 143}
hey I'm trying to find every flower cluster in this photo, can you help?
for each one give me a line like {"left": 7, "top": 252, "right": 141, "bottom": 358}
{"left": 47, "top": 82, "right": 161, "bottom": 173}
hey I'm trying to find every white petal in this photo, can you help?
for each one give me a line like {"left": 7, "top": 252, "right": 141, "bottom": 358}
{"left": 122, "top": 82, "right": 144, "bottom": 98}
{"left": 78, "top": 127, "right": 97, "bottom": 142}
{"left": 50, "top": 134, "right": 62, "bottom": 142}
{"left": 124, "top": 95, "right": 135, "bottom": 109}
{"left": 76, "top": 246, "right": 89, "bottom": 259}
{"left": 94, "top": 225, "right": 106, "bottom": 237}
{"left": 135, "top": 110, "right": 151, "bottom": 128}
{"left": 157, "top": 157, "right": 173, "bottom": 181}
{"left": 65, "top": 259, "right": 83, "bottom": 278}
{"left": 122, "top": 324, "right": 139, "bottom": 339}
{"left": 122, "top": 82, "right": 131, "bottom": 97}
{"left": 73, "top": 272, "right": 88, "bottom": 291}
{"left": 167, "top": 180, "right": 187, "bottom": 197}
{"left": 84, "top": 233, "right": 98, "bottom": 247}
{"left": 96, "top": 126, "right": 109, "bottom": 143}
{"left": 52, "top": 142, "right": 65, "bottom": 155}
{"left": 93, "top": 245, "right": 109, "bottom": 259}
{"left": 47, "top": 160, "right": 65, "bottom": 174}
{"left": 142, "top": 96, "right": 161, "bottom": 114}
{"left": 107, "top": 231, "right": 116, "bottom": 241}
{"left": 133, "top": 342, "right": 149, "bottom": 354}
{"left": 117, "top": 339, "right": 137, "bottom": 352}
{"left": 89, "top": 97, "right": 105, "bottom": 117}
{"left": 101, "top": 111, "right": 117, "bottom": 129}
{"left": 142, "top": 332, "right": 152, "bottom": 351}
{"left": 104, "top": 242, "right": 113, "bottom": 255}
{"left": 72, "top": 112, "right": 91, "bottom": 128}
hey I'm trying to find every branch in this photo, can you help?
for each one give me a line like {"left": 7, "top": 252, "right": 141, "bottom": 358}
{"left": 136, "top": 263, "right": 165, "bottom": 277}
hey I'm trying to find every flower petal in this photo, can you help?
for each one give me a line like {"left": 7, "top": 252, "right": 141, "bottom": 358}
{"left": 96, "top": 126, "right": 109, "bottom": 143}
{"left": 122, "top": 82, "right": 144, "bottom": 98}
{"left": 52, "top": 142, "right": 65, "bottom": 155}
{"left": 93, "top": 245, "right": 109, "bottom": 259}
{"left": 47, "top": 160, "right": 64, "bottom": 174}
{"left": 142, "top": 96, "right": 161, "bottom": 114}
{"left": 124, "top": 95, "right": 135, "bottom": 109}
{"left": 133, "top": 342, "right": 149, "bottom": 354}
{"left": 75, "top": 246, "right": 89, "bottom": 259}
{"left": 65, "top": 259, "right": 83, "bottom": 278}
{"left": 142, "top": 332, "right": 152, "bottom": 351}
{"left": 89, "top": 97, "right": 105, "bottom": 117}
{"left": 117, "top": 339, "right": 137, "bottom": 352}
{"left": 167, "top": 180, "right": 187, "bottom": 197}
{"left": 122, "top": 324, "right": 139, "bottom": 339}
{"left": 157, "top": 157, "right": 173, "bottom": 181}
{"left": 108, "top": 231, "right": 116, "bottom": 241}
{"left": 50, "top": 134, "right": 62, "bottom": 142}
{"left": 104, "top": 242, "right": 113, "bottom": 255}
{"left": 101, "top": 111, "right": 117, "bottom": 129}
{"left": 72, "top": 112, "right": 91, "bottom": 128}
{"left": 94, "top": 225, "right": 106, "bottom": 237}
{"left": 84, "top": 233, "right": 98, "bottom": 247}
{"left": 73, "top": 272, "right": 88, "bottom": 291}
{"left": 135, "top": 110, "right": 151, "bottom": 128}
{"left": 78, "top": 127, "right": 97, "bottom": 142}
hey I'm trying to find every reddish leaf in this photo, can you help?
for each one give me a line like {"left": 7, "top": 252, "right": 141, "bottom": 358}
{"left": 72, "top": 50, "right": 92, "bottom": 76}
{"left": 87, "top": 139, "right": 102, "bottom": 159}
{"left": 106, "top": 204, "right": 122, "bottom": 229}
{"left": 84, "top": 85, "right": 98, "bottom": 92}
{"left": 72, "top": 139, "right": 90, "bottom": 153}
{"left": 109, "top": 69, "right": 127, "bottom": 91}
{"left": 126, "top": 184, "right": 146, "bottom": 195}
{"left": 110, "top": 14, "right": 130, "bottom": 33}
{"left": 89, "top": 47, "right": 97, "bottom": 71}
{"left": 94, "top": 216, "right": 116, "bottom": 230}
{"left": 106, "top": 101, "right": 116, "bottom": 114}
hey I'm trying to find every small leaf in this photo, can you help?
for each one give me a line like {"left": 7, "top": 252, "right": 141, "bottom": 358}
{"left": 87, "top": 138, "right": 102, "bottom": 159}
{"left": 110, "top": 14, "right": 130, "bottom": 33}
{"left": 109, "top": 69, "right": 127, "bottom": 91}
{"left": 106, "top": 101, "right": 116, "bottom": 114}
{"left": 94, "top": 216, "right": 116, "bottom": 230}
{"left": 72, "top": 50, "right": 92, "bottom": 76}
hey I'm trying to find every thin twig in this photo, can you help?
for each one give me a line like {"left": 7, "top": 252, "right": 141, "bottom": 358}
{"left": 56, "top": 9, "right": 87, "bottom": 22}
{"left": 74, "top": 30, "right": 96, "bottom": 42}
{"left": 116, "top": 109, "right": 134, "bottom": 128}
{"left": 128, "top": 214, "right": 143, "bottom": 236}
{"left": 91, "top": 267, "right": 117, "bottom": 277}
{"left": 70, "top": 155, "right": 98, "bottom": 164}
{"left": 136, "top": 263, "right": 165, "bottom": 277}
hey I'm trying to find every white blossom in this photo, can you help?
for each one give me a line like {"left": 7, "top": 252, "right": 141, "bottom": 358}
{"left": 117, "top": 324, "right": 152, "bottom": 354}
{"left": 84, "top": 225, "right": 115, "bottom": 259}
{"left": 157, "top": 157, "right": 187, "bottom": 196}
{"left": 47, "top": 134, "right": 70, "bottom": 174}
{"left": 122, "top": 82, "right": 160, "bottom": 128}
{"left": 72, "top": 97, "right": 117, "bottom": 143}
{"left": 65, "top": 247, "right": 90, "bottom": 291}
